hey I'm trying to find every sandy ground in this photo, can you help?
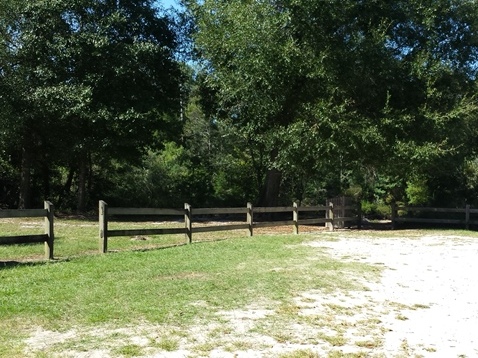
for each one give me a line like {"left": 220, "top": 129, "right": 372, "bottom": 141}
{"left": 24, "top": 232, "right": 478, "bottom": 357}
{"left": 311, "top": 233, "right": 478, "bottom": 357}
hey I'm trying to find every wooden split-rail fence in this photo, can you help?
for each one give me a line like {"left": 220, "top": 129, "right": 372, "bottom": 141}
{"left": 98, "top": 201, "right": 359, "bottom": 253}
{"left": 0, "top": 201, "right": 54, "bottom": 259}
{"left": 3, "top": 200, "right": 478, "bottom": 259}
{"left": 391, "top": 203, "right": 478, "bottom": 230}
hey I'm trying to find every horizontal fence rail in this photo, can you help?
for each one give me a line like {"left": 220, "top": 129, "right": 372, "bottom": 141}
{"left": 98, "top": 201, "right": 359, "bottom": 253}
{"left": 0, "top": 201, "right": 54, "bottom": 260}
{"left": 108, "top": 207, "right": 185, "bottom": 216}
{"left": 391, "top": 204, "right": 478, "bottom": 229}
{"left": 5, "top": 200, "right": 478, "bottom": 259}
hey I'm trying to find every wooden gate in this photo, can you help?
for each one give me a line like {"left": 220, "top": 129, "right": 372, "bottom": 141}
{"left": 326, "top": 196, "right": 359, "bottom": 229}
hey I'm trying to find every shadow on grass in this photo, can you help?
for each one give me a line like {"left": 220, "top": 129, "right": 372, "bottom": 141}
{"left": 0, "top": 259, "right": 65, "bottom": 270}
{"left": 0, "top": 241, "right": 193, "bottom": 270}
{"left": 108, "top": 241, "right": 189, "bottom": 254}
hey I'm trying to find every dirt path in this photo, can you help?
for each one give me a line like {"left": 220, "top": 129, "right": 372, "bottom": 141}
{"left": 312, "top": 233, "right": 478, "bottom": 357}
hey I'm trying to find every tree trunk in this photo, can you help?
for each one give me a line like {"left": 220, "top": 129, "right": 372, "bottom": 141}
{"left": 258, "top": 168, "right": 282, "bottom": 207}
{"left": 77, "top": 152, "right": 88, "bottom": 213}
{"left": 18, "top": 144, "right": 32, "bottom": 209}
{"left": 58, "top": 165, "right": 75, "bottom": 209}
{"left": 41, "top": 158, "right": 50, "bottom": 200}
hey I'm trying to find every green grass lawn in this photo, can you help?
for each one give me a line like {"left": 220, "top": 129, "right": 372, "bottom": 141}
{"left": 6, "top": 219, "right": 473, "bottom": 357}
{"left": 0, "top": 217, "right": 380, "bottom": 357}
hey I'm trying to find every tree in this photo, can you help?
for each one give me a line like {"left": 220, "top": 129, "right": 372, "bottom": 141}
{"left": 184, "top": 0, "right": 313, "bottom": 205}
{"left": 185, "top": 0, "right": 478, "bottom": 205}
{"left": 0, "top": 0, "right": 181, "bottom": 209}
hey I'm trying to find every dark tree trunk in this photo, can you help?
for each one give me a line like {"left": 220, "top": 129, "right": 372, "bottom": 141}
{"left": 18, "top": 144, "right": 32, "bottom": 209}
{"left": 77, "top": 152, "right": 88, "bottom": 212}
{"left": 87, "top": 152, "right": 93, "bottom": 195}
{"left": 258, "top": 146, "right": 282, "bottom": 207}
{"left": 58, "top": 165, "right": 75, "bottom": 209}
{"left": 258, "top": 168, "right": 282, "bottom": 207}
{"left": 41, "top": 158, "right": 50, "bottom": 200}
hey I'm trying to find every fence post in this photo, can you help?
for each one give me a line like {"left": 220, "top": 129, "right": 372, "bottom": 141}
{"left": 185, "top": 203, "right": 192, "bottom": 244}
{"left": 293, "top": 202, "right": 299, "bottom": 235}
{"left": 391, "top": 202, "right": 397, "bottom": 230}
{"left": 466, "top": 204, "right": 470, "bottom": 230}
{"left": 326, "top": 202, "right": 334, "bottom": 231}
{"left": 99, "top": 200, "right": 108, "bottom": 253}
{"left": 44, "top": 201, "right": 54, "bottom": 260}
{"left": 247, "top": 202, "right": 254, "bottom": 237}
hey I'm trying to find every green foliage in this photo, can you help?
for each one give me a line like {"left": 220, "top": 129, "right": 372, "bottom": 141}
{"left": 464, "top": 158, "right": 478, "bottom": 203}
{"left": 0, "top": 156, "right": 17, "bottom": 207}
{"left": 103, "top": 143, "right": 191, "bottom": 208}
{"left": 104, "top": 137, "right": 258, "bottom": 208}
{"left": 2, "top": 0, "right": 478, "bottom": 209}
{"left": 0, "top": 0, "right": 181, "bottom": 209}
{"left": 361, "top": 200, "right": 392, "bottom": 219}
{"left": 186, "top": 0, "right": 478, "bottom": 206}
{"left": 406, "top": 177, "right": 430, "bottom": 206}
{"left": 212, "top": 153, "right": 256, "bottom": 206}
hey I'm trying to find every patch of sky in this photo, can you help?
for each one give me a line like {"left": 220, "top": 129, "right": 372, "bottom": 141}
{"left": 154, "top": 0, "right": 181, "bottom": 10}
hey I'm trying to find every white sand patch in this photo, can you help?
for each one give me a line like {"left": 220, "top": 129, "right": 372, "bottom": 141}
{"left": 309, "top": 234, "right": 478, "bottom": 357}
{"left": 25, "top": 328, "right": 78, "bottom": 350}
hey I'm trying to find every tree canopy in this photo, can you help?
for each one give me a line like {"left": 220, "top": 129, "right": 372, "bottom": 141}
{"left": 1, "top": 0, "right": 478, "bottom": 210}
{"left": 185, "top": 0, "right": 478, "bottom": 206}
{"left": 1, "top": 0, "right": 181, "bottom": 209}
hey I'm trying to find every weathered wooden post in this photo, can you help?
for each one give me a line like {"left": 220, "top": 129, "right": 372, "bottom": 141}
{"left": 466, "top": 204, "right": 470, "bottom": 230}
{"left": 293, "top": 202, "right": 299, "bottom": 235}
{"left": 247, "top": 202, "right": 254, "bottom": 237}
{"left": 326, "top": 202, "right": 334, "bottom": 231}
{"left": 99, "top": 200, "right": 108, "bottom": 253}
{"left": 185, "top": 203, "right": 192, "bottom": 244}
{"left": 44, "top": 201, "right": 54, "bottom": 260}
